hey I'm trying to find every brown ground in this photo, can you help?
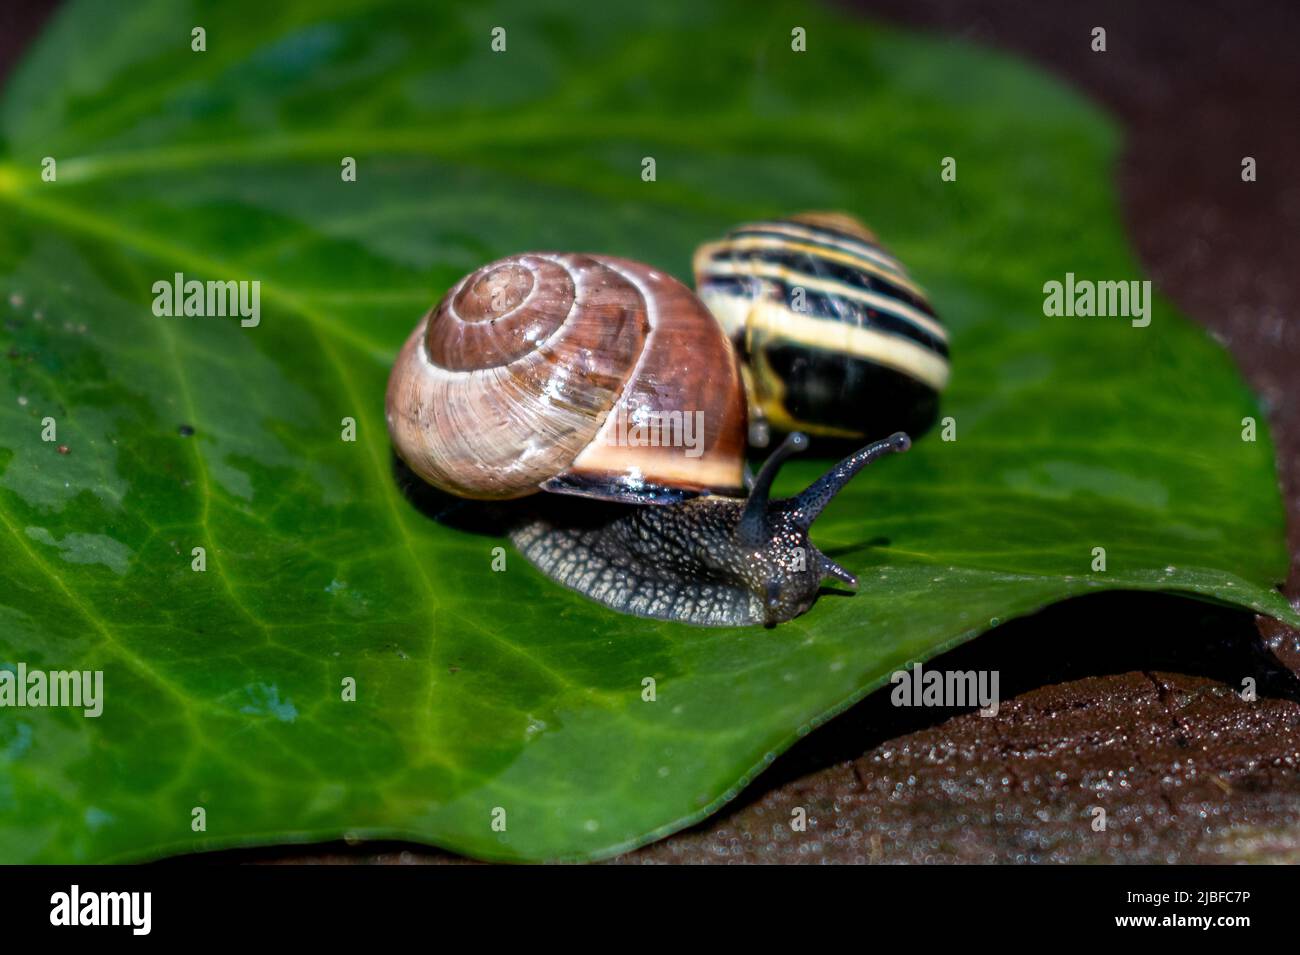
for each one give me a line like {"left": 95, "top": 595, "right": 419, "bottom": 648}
{"left": 5, "top": 0, "right": 1298, "bottom": 864}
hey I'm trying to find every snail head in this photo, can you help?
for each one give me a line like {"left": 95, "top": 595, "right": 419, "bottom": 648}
{"left": 735, "top": 430, "right": 911, "bottom": 626}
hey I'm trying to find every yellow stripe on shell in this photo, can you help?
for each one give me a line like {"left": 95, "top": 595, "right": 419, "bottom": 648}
{"left": 747, "top": 300, "right": 951, "bottom": 391}
{"left": 744, "top": 342, "right": 864, "bottom": 438}
{"left": 702, "top": 233, "right": 929, "bottom": 303}
{"left": 700, "top": 258, "right": 949, "bottom": 345}
{"left": 695, "top": 287, "right": 751, "bottom": 340}
{"left": 755, "top": 379, "right": 864, "bottom": 439}
{"left": 735, "top": 221, "right": 911, "bottom": 279}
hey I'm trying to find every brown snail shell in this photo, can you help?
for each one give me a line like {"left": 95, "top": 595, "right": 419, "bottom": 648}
{"left": 385, "top": 253, "right": 748, "bottom": 504}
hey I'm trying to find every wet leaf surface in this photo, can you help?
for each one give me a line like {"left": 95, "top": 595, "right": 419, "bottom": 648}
{"left": 0, "top": 0, "right": 1294, "bottom": 862}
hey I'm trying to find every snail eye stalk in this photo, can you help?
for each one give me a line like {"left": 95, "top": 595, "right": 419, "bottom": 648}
{"left": 737, "top": 432, "right": 809, "bottom": 547}
{"left": 793, "top": 431, "right": 911, "bottom": 528}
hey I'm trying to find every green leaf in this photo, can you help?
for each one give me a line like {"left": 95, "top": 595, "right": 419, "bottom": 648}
{"left": 0, "top": 0, "right": 1292, "bottom": 863}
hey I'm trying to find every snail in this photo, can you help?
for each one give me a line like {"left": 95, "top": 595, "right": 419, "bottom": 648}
{"left": 386, "top": 252, "right": 911, "bottom": 627}
{"left": 694, "top": 211, "right": 950, "bottom": 446}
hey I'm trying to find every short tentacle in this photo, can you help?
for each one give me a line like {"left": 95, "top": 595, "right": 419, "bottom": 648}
{"left": 818, "top": 554, "right": 858, "bottom": 588}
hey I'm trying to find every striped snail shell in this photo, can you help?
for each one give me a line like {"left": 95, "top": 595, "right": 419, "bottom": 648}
{"left": 693, "top": 211, "right": 950, "bottom": 446}
{"left": 385, "top": 252, "right": 748, "bottom": 504}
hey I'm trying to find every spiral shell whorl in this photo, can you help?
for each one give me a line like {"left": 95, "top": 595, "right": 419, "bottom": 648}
{"left": 423, "top": 257, "right": 575, "bottom": 371}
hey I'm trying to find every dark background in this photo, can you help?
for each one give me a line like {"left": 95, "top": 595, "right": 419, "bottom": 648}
{"left": 3, "top": 0, "right": 1298, "bottom": 863}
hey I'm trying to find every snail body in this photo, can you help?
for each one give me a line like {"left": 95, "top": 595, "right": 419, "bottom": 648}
{"left": 694, "top": 211, "right": 950, "bottom": 446}
{"left": 513, "top": 432, "right": 909, "bottom": 627}
{"left": 387, "top": 252, "right": 911, "bottom": 627}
